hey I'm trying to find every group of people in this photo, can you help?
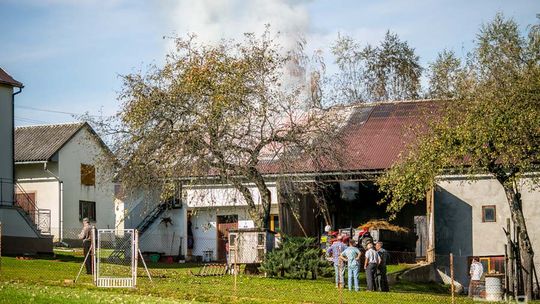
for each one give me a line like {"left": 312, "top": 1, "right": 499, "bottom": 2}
{"left": 327, "top": 234, "right": 389, "bottom": 292}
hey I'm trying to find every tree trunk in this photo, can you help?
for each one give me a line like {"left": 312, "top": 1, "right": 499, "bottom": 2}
{"left": 248, "top": 168, "right": 272, "bottom": 229}
{"left": 501, "top": 181, "right": 535, "bottom": 299}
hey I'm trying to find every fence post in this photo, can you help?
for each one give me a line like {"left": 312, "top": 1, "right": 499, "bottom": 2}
{"left": 0, "top": 222, "right": 2, "bottom": 271}
{"left": 450, "top": 253, "right": 455, "bottom": 304}
{"left": 234, "top": 235, "right": 238, "bottom": 296}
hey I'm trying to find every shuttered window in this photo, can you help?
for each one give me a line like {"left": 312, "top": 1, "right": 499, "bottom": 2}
{"left": 81, "top": 164, "right": 95, "bottom": 186}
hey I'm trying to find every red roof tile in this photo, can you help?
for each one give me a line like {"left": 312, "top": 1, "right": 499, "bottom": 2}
{"left": 0, "top": 68, "right": 23, "bottom": 88}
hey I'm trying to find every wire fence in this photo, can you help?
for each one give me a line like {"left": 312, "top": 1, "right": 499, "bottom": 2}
{"left": 45, "top": 227, "right": 530, "bottom": 302}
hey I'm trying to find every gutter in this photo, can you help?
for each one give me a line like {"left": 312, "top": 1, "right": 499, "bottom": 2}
{"left": 15, "top": 161, "right": 47, "bottom": 165}
{"left": 44, "top": 162, "right": 64, "bottom": 242}
{"left": 12, "top": 86, "right": 22, "bottom": 205}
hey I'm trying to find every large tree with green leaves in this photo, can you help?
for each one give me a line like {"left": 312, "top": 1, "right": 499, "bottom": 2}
{"left": 111, "top": 30, "right": 340, "bottom": 229}
{"left": 378, "top": 14, "right": 540, "bottom": 298}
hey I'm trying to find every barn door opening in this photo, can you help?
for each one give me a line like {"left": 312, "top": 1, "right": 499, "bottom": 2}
{"left": 217, "top": 215, "right": 238, "bottom": 261}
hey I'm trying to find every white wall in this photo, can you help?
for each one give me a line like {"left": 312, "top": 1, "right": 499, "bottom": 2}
{"left": 185, "top": 182, "right": 279, "bottom": 260}
{"left": 58, "top": 127, "right": 115, "bottom": 236}
{"left": 16, "top": 178, "right": 60, "bottom": 239}
{"left": 185, "top": 183, "right": 278, "bottom": 208}
{"left": 138, "top": 207, "right": 186, "bottom": 256}
{"left": 436, "top": 177, "right": 540, "bottom": 283}
{"left": 189, "top": 206, "right": 253, "bottom": 260}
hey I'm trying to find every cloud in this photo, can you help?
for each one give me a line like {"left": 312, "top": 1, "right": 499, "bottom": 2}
{"left": 163, "top": 0, "right": 312, "bottom": 49}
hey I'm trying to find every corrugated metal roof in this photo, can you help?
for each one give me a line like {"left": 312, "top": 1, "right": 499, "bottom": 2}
{"left": 15, "top": 122, "right": 86, "bottom": 162}
{"left": 0, "top": 67, "right": 23, "bottom": 88}
{"left": 258, "top": 100, "right": 441, "bottom": 175}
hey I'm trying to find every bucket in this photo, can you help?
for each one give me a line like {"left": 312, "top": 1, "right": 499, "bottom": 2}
{"left": 485, "top": 275, "right": 503, "bottom": 301}
{"left": 149, "top": 253, "right": 160, "bottom": 263}
{"left": 163, "top": 256, "right": 174, "bottom": 264}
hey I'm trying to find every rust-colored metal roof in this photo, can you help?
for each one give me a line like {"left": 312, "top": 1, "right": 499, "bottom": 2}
{"left": 337, "top": 101, "right": 439, "bottom": 171}
{"left": 0, "top": 67, "right": 23, "bottom": 88}
{"left": 15, "top": 122, "right": 85, "bottom": 162}
{"left": 258, "top": 100, "right": 441, "bottom": 175}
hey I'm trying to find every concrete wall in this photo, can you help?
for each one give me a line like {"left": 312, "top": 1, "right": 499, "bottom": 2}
{"left": 139, "top": 207, "right": 186, "bottom": 256}
{"left": 185, "top": 183, "right": 278, "bottom": 208}
{"left": 189, "top": 206, "right": 253, "bottom": 260}
{"left": 185, "top": 183, "right": 279, "bottom": 260}
{"left": 0, "top": 85, "right": 14, "bottom": 205}
{"left": 57, "top": 127, "right": 115, "bottom": 237}
{"left": 0, "top": 207, "right": 39, "bottom": 238}
{"left": 15, "top": 178, "right": 60, "bottom": 238}
{"left": 435, "top": 177, "right": 540, "bottom": 285}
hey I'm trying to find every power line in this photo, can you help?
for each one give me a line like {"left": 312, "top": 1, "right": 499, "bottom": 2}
{"left": 15, "top": 105, "right": 114, "bottom": 118}
{"left": 16, "top": 105, "right": 78, "bottom": 116}
{"left": 14, "top": 116, "right": 50, "bottom": 124}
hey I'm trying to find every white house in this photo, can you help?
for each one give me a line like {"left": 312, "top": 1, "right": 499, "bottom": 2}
{"left": 0, "top": 67, "right": 53, "bottom": 255}
{"left": 433, "top": 176, "right": 540, "bottom": 287}
{"left": 14, "top": 122, "right": 117, "bottom": 244}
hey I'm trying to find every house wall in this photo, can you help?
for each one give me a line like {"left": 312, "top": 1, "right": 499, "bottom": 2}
{"left": 189, "top": 206, "right": 253, "bottom": 261}
{"left": 139, "top": 207, "right": 186, "bottom": 256}
{"left": 15, "top": 178, "right": 60, "bottom": 238}
{"left": 122, "top": 182, "right": 280, "bottom": 260}
{"left": 58, "top": 127, "right": 115, "bottom": 239}
{"left": 435, "top": 177, "right": 540, "bottom": 285}
{"left": 0, "top": 84, "right": 14, "bottom": 205}
{"left": 185, "top": 183, "right": 279, "bottom": 261}
{"left": 0, "top": 207, "right": 39, "bottom": 238}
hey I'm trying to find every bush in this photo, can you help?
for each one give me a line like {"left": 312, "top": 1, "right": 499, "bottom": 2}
{"left": 260, "top": 235, "right": 332, "bottom": 279}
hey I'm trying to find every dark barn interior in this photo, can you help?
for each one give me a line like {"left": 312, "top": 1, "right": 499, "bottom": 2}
{"left": 279, "top": 180, "right": 426, "bottom": 253}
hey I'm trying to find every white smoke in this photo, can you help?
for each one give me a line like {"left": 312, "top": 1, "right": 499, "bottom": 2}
{"left": 164, "top": 0, "right": 311, "bottom": 50}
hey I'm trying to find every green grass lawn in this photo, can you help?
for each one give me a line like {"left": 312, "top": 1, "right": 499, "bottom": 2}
{"left": 0, "top": 250, "right": 500, "bottom": 304}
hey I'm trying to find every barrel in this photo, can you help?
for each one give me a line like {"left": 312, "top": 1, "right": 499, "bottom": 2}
{"left": 485, "top": 275, "right": 503, "bottom": 301}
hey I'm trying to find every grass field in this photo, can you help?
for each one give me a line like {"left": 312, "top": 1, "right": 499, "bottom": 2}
{"left": 0, "top": 250, "right": 510, "bottom": 304}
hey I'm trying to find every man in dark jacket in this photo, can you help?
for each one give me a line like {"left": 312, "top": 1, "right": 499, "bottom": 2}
{"left": 375, "top": 241, "right": 390, "bottom": 291}
{"left": 78, "top": 218, "right": 93, "bottom": 274}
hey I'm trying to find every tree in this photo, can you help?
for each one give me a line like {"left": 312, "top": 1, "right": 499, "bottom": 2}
{"left": 377, "top": 14, "right": 540, "bottom": 298}
{"left": 331, "top": 31, "right": 422, "bottom": 103}
{"left": 113, "top": 30, "right": 341, "bottom": 229}
{"left": 425, "top": 49, "right": 463, "bottom": 99}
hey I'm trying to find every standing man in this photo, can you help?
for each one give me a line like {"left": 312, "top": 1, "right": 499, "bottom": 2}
{"left": 375, "top": 241, "right": 390, "bottom": 292}
{"left": 327, "top": 235, "right": 348, "bottom": 288}
{"left": 469, "top": 257, "right": 484, "bottom": 297}
{"left": 340, "top": 239, "right": 362, "bottom": 292}
{"left": 364, "top": 242, "right": 380, "bottom": 291}
{"left": 78, "top": 218, "right": 93, "bottom": 274}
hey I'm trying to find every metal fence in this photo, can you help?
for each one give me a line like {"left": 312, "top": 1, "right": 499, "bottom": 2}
{"left": 94, "top": 229, "right": 137, "bottom": 288}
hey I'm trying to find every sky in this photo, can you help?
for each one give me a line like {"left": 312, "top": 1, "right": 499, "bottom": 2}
{"left": 1, "top": 0, "right": 538, "bottom": 126}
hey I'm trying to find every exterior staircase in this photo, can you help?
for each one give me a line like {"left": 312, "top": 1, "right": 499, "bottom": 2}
{"left": 0, "top": 178, "right": 53, "bottom": 255}
{"left": 136, "top": 201, "right": 170, "bottom": 235}
{"left": 14, "top": 182, "right": 51, "bottom": 236}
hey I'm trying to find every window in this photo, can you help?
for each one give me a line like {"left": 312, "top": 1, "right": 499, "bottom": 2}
{"left": 79, "top": 200, "right": 96, "bottom": 221}
{"left": 80, "top": 164, "right": 95, "bottom": 186}
{"left": 470, "top": 256, "right": 505, "bottom": 275}
{"left": 482, "top": 205, "right": 496, "bottom": 222}
{"left": 270, "top": 214, "right": 280, "bottom": 232}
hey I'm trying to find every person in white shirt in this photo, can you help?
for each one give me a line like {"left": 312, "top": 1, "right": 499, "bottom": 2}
{"left": 364, "top": 242, "right": 381, "bottom": 291}
{"left": 469, "top": 257, "right": 484, "bottom": 297}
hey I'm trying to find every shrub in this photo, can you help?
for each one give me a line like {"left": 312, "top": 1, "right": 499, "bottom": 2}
{"left": 260, "top": 235, "right": 332, "bottom": 279}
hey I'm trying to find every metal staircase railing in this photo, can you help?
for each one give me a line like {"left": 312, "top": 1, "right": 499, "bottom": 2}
{"left": 136, "top": 202, "right": 168, "bottom": 235}
{"left": 14, "top": 182, "right": 51, "bottom": 235}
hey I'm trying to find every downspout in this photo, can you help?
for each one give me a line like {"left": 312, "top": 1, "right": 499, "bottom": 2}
{"left": 12, "top": 87, "right": 22, "bottom": 205}
{"left": 44, "top": 162, "right": 64, "bottom": 242}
